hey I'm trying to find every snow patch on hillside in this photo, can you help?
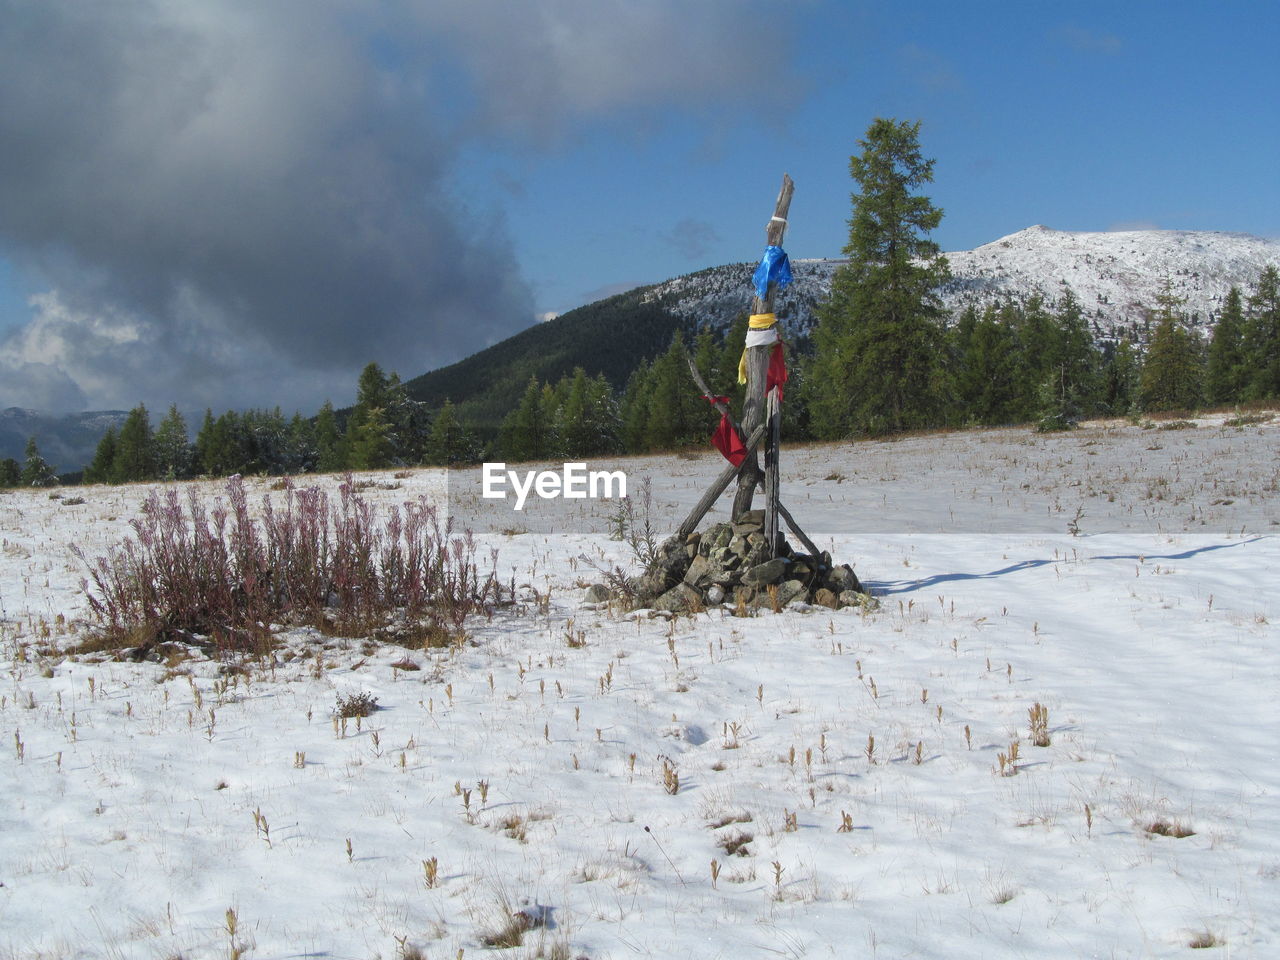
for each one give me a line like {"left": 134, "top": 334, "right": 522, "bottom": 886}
{"left": 650, "top": 226, "right": 1280, "bottom": 342}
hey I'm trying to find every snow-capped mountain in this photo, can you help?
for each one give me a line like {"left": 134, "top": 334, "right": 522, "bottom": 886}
{"left": 648, "top": 225, "right": 1280, "bottom": 340}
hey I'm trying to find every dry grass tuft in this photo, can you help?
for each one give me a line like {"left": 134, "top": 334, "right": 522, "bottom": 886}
{"left": 1145, "top": 819, "right": 1195, "bottom": 838}
{"left": 334, "top": 691, "right": 379, "bottom": 718}
{"left": 1188, "top": 930, "right": 1222, "bottom": 949}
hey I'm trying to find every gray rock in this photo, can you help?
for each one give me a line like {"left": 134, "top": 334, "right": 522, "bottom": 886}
{"left": 702, "top": 523, "right": 733, "bottom": 554}
{"left": 653, "top": 583, "right": 703, "bottom": 613}
{"left": 827, "top": 564, "right": 860, "bottom": 592}
{"left": 839, "top": 590, "right": 875, "bottom": 609}
{"left": 706, "top": 584, "right": 726, "bottom": 604}
{"left": 777, "top": 579, "right": 807, "bottom": 607}
{"left": 584, "top": 584, "right": 610, "bottom": 603}
{"left": 742, "top": 557, "right": 787, "bottom": 586}
{"left": 683, "top": 554, "right": 713, "bottom": 587}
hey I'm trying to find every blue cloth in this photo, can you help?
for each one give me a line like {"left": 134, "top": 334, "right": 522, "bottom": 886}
{"left": 752, "top": 246, "right": 793, "bottom": 299}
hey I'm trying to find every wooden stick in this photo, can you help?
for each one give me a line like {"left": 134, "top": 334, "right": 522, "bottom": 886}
{"left": 732, "top": 173, "right": 794, "bottom": 522}
{"left": 776, "top": 501, "right": 823, "bottom": 564}
{"left": 686, "top": 355, "right": 736, "bottom": 426}
{"left": 675, "top": 424, "right": 767, "bottom": 541}
{"left": 763, "top": 386, "right": 781, "bottom": 554}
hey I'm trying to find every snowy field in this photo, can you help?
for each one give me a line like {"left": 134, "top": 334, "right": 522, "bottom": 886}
{"left": 2, "top": 414, "right": 1278, "bottom": 959}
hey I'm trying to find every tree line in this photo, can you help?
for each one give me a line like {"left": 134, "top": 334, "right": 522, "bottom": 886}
{"left": 4, "top": 117, "right": 1278, "bottom": 488}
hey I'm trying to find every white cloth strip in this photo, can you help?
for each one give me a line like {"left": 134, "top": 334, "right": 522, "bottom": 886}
{"left": 744, "top": 327, "right": 779, "bottom": 348}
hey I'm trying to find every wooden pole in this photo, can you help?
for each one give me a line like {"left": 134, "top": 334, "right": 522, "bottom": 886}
{"left": 732, "top": 174, "right": 793, "bottom": 524}
{"left": 763, "top": 386, "right": 781, "bottom": 553}
{"left": 675, "top": 424, "right": 767, "bottom": 541}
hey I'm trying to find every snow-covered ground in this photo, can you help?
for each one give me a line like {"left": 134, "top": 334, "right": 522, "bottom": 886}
{"left": 2, "top": 414, "right": 1278, "bottom": 959}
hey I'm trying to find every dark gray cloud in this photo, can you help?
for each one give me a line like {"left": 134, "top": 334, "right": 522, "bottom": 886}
{"left": 0, "top": 1, "right": 788, "bottom": 413}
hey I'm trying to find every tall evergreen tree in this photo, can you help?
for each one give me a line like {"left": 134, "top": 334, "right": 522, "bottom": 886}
{"left": 1007, "top": 295, "right": 1057, "bottom": 419}
{"left": 1100, "top": 338, "right": 1142, "bottom": 415}
{"left": 112, "top": 404, "right": 155, "bottom": 483}
{"left": 21, "top": 436, "right": 57, "bottom": 487}
{"left": 0, "top": 458, "right": 19, "bottom": 488}
{"left": 954, "top": 304, "right": 1020, "bottom": 424}
{"left": 585, "top": 373, "right": 623, "bottom": 455}
{"left": 153, "top": 404, "right": 191, "bottom": 480}
{"left": 1139, "top": 284, "right": 1204, "bottom": 412}
{"left": 314, "top": 401, "right": 343, "bottom": 472}
{"left": 1206, "top": 286, "right": 1247, "bottom": 405}
{"left": 194, "top": 410, "right": 216, "bottom": 476}
{"left": 619, "top": 362, "right": 653, "bottom": 453}
{"left": 499, "top": 377, "right": 553, "bottom": 461}
{"left": 84, "top": 427, "right": 118, "bottom": 484}
{"left": 425, "top": 399, "right": 478, "bottom": 465}
{"left": 1243, "top": 266, "right": 1280, "bottom": 401}
{"left": 807, "top": 118, "right": 951, "bottom": 436}
{"left": 1037, "top": 289, "right": 1102, "bottom": 427}
{"left": 347, "top": 406, "right": 393, "bottom": 469}
{"left": 284, "top": 412, "right": 317, "bottom": 474}
{"left": 643, "top": 334, "right": 706, "bottom": 450}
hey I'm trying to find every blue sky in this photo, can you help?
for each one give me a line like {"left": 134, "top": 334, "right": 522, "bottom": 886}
{"left": 0, "top": 1, "right": 1275, "bottom": 414}
{"left": 476, "top": 1, "right": 1280, "bottom": 316}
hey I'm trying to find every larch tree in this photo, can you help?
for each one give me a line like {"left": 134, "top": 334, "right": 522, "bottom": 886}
{"left": 1205, "top": 286, "right": 1247, "bottom": 405}
{"left": 1243, "top": 266, "right": 1280, "bottom": 401}
{"left": 808, "top": 118, "right": 951, "bottom": 436}
{"left": 1139, "top": 283, "right": 1204, "bottom": 412}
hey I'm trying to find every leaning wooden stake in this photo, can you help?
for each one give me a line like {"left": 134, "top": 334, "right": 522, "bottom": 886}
{"left": 732, "top": 174, "right": 794, "bottom": 527}
{"left": 675, "top": 424, "right": 766, "bottom": 542}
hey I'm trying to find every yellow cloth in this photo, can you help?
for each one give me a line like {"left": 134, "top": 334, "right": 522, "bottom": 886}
{"left": 738, "top": 314, "right": 779, "bottom": 384}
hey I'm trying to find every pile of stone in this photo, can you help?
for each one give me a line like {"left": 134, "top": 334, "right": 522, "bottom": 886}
{"left": 610, "top": 510, "right": 867, "bottom": 614}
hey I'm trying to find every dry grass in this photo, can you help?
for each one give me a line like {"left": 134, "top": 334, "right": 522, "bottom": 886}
{"left": 1145, "top": 819, "right": 1195, "bottom": 839}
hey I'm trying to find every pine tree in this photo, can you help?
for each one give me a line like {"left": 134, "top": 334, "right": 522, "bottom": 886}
{"left": 1037, "top": 289, "right": 1101, "bottom": 428}
{"left": 643, "top": 334, "right": 705, "bottom": 450}
{"left": 554, "top": 368, "right": 594, "bottom": 458}
{"left": 112, "top": 405, "right": 155, "bottom": 483}
{"left": 1243, "top": 266, "right": 1280, "bottom": 401}
{"left": 1007, "top": 296, "right": 1057, "bottom": 420}
{"left": 1206, "top": 286, "right": 1247, "bottom": 405}
{"left": 21, "top": 436, "right": 57, "bottom": 487}
{"left": 84, "top": 427, "right": 118, "bottom": 484}
{"left": 585, "top": 373, "right": 623, "bottom": 455}
{"left": 1139, "top": 284, "right": 1204, "bottom": 412}
{"left": 425, "top": 399, "right": 477, "bottom": 465}
{"left": 499, "top": 377, "right": 552, "bottom": 462}
{"left": 343, "top": 362, "right": 392, "bottom": 465}
{"left": 314, "top": 401, "right": 343, "bottom": 472}
{"left": 954, "top": 305, "right": 1020, "bottom": 424}
{"left": 0, "top": 458, "right": 19, "bottom": 488}
{"left": 1100, "top": 338, "right": 1142, "bottom": 415}
{"left": 153, "top": 404, "right": 191, "bottom": 480}
{"left": 285, "top": 413, "right": 317, "bottom": 474}
{"left": 807, "top": 118, "right": 951, "bottom": 436}
{"left": 194, "top": 410, "right": 216, "bottom": 476}
{"left": 619, "top": 363, "right": 652, "bottom": 453}
{"left": 347, "top": 406, "right": 393, "bottom": 469}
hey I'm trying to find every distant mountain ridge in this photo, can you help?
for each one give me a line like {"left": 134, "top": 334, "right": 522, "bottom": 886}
{"left": 652, "top": 225, "right": 1280, "bottom": 340}
{"left": 0, "top": 407, "right": 129, "bottom": 474}
{"left": 10, "top": 226, "right": 1279, "bottom": 465}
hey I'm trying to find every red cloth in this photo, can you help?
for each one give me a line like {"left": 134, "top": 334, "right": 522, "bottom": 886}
{"left": 701, "top": 395, "right": 747, "bottom": 466}
{"left": 766, "top": 341, "right": 788, "bottom": 401}
{"left": 710, "top": 414, "right": 747, "bottom": 466}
